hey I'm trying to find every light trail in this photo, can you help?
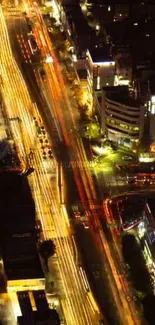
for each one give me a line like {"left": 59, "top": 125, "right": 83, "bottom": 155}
{"left": 26, "top": 3, "right": 143, "bottom": 324}
{"left": 0, "top": 6, "right": 98, "bottom": 325}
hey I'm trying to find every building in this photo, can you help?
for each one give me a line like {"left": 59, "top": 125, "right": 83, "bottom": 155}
{"left": 4, "top": 236, "right": 45, "bottom": 293}
{"left": 63, "top": 4, "right": 96, "bottom": 58}
{"left": 84, "top": 0, "right": 155, "bottom": 22}
{"left": 0, "top": 171, "right": 45, "bottom": 292}
{"left": 17, "top": 290, "right": 61, "bottom": 325}
{"left": 113, "top": 45, "right": 132, "bottom": 86}
{"left": 101, "top": 86, "right": 145, "bottom": 146}
{"left": 0, "top": 171, "right": 35, "bottom": 237}
{"left": 117, "top": 196, "right": 146, "bottom": 232}
{"left": 86, "top": 46, "right": 115, "bottom": 90}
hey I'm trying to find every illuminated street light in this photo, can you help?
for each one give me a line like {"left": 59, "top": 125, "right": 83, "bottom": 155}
{"left": 46, "top": 56, "right": 53, "bottom": 63}
{"left": 96, "top": 25, "right": 100, "bottom": 31}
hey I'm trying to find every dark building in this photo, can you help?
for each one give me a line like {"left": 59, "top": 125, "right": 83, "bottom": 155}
{"left": 0, "top": 171, "right": 35, "bottom": 239}
{"left": 85, "top": 0, "right": 155, "bottom": 22}
{"left": 64, "top": 4, "right": 97, "bottom": 56}
{"left": 33, "top": 290, "right": 49, "bottom": 312}
{"left": 0, "top": 171, "right": 44, "bottom": 290}
{"left": 17, "top": 291, "right": 32, "bottom": 317}
{"left": 17, "top": 290, "right": 61, "bottom": 325}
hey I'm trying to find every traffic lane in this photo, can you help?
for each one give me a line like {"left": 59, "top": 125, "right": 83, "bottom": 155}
{"left": 6, "top": 15, "right": 33, "bottom": 65}
{"left": 6, "top": 15, "right": 42, "bottom": 100}
{"left": 41, "top": 66, "right": 136, "bottom": 323}
{"left": 62, "top": 164, "right": 80, "bottom": 206}
{"left": 74, "top": 223, "right": 121, "bottom": 325}
{"left": 7, "top": 16, "right": 62, "bottom": 155}
{"left": 23, "top": 8, "right": 139, "bottom": 322}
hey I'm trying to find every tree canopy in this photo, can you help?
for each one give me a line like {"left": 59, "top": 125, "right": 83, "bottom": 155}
{"left": 39, "top": 239, "right": 56, "bottom": 265}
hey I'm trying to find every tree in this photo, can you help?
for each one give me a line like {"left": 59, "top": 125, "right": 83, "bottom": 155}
{"left": 39, "top": 239, "right": 56, "bottom": 271}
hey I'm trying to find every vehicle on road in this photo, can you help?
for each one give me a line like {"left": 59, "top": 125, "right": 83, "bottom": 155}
{"left": 28, "top": 38, "right": 38, "bottom": 54}
{"left": 127, "top": 177, "right": 137, "bottom": 184}
{"left": 122, "top": 155, "right": 133, "bottom": 161}
{"left": 39, "top": 68, "right": 46, "bottom": 82}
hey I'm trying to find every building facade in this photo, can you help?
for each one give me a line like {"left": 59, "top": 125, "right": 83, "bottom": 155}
{"left": 101, "top": 86, "right": 145, "bottom": 146}
{"left": 86, "top": 49, "right": 115, "bottom": 90}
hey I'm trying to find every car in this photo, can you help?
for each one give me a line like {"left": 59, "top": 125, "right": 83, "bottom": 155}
{"left": 39, "top": 69, "right": 46, "bottom": 82}
{"left": 42, "top": 152, "right": 47, "bottom": 159}
{"left": 75, "top": 212, "right": 81, "bottom": 218}
{"left": 143, "top": 179, "right": 152, "bottom": 185}
{"left": 48, "top": 27, "right": 53, "bottom": 32}
{"left": 122, "top": 155, "right": 133, "bottom": 161}
{"left": 127, "top": 178, "right": 137, "bottom": 184}
{"left": 28, "top": 38, "right": 37, "bottom": 54}
{"left": 82, "top": 221, "right": 89, "bottom": 229}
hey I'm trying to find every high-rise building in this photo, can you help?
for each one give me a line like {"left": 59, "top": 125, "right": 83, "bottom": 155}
{"left": 101, "top": 86, "right": 145, "bottom": 146}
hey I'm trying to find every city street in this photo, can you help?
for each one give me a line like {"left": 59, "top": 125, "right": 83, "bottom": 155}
{"left": 0, "top": 3, "right": 148, "bottom": 325}
{"left": 0, "top": 6, "right": 98, "bottom": 325}
{"left": 19, "top": 3, "right": 144, "bottom": 325}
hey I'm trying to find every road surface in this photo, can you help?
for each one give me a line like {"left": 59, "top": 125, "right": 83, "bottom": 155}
{"left": 20, "top": 3, "right": 144, "bottom": 325}
{"left": 1, "top": 6, "right": 99, "bottom": 325}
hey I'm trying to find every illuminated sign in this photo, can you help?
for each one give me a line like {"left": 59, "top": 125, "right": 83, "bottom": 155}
{"left": 150, "top": 144, "right": 155, "bottom": 153}
{"left": 93, "top": 61, "right": 115, "bottom": 66}
{"left": 93, "top": 65, "right": 99, "bottom": 78}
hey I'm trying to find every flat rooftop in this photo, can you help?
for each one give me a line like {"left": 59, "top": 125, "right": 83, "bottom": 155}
{"left": 0, "top": 171, "right": 35, "bottom": 237}
{"left": 89, "top": 45, "right": 114, "bottom": 63}
{"left": 4, "top": 254, "right": 44, "bottom": 280}
{"left": 119, "top": 197, "right": 145, "bottom": 228}
{"left": 105, "top": 19, "right": 155, "bottom": 61}
{"left": 3, "top": 235, "right": 37, "bottom": 259}
{"left": 103, "top": 86, "right": 142, "bottom": 107}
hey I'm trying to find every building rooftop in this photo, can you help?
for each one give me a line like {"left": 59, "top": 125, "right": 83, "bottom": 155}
{"left": 86, "top": 0, "right": 149, "bottom": 3}
{"left": 4, "top": 254, "right": 44, "bottom": 280}
{"left": 3, "top": 235, "right": 37, "bottom": 259}
{"left": 64, "top": 4, "right": 98, "bottom": 52}
{"left": 103, "top": 86, "right": 142, "bottom": 107}
{"left": 120, "top": 197, "right": 145, "bottom": 229}
{"left": 89, "top": 45, "right": 114, "bottom": 63}
{"left": 0, "top": 172, "right": 35, "bottom": 237}
{"left": 17, "top": 290, "right": 60, "bottom": 325}
{"left": 64, "top": 4, "right": 91, "bottom": 33}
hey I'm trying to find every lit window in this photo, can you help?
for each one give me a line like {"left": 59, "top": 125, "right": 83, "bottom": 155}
{"left": 97, "top": 76, "right": 100, "bottom": 90}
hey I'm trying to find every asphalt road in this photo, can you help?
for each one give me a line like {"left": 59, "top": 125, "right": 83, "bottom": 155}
{"left": 5, "top": 8, "right": 98, "bottom": 325}
{"left": 75, "top": 223, "right": 121, "bottom": 325}
{"left": 28, "top": 6, "right": 144, "bottom": 325}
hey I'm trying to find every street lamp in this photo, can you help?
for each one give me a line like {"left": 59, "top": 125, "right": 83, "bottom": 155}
{"left": 96, "top": 25, "right": 100, "bottom": 31}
